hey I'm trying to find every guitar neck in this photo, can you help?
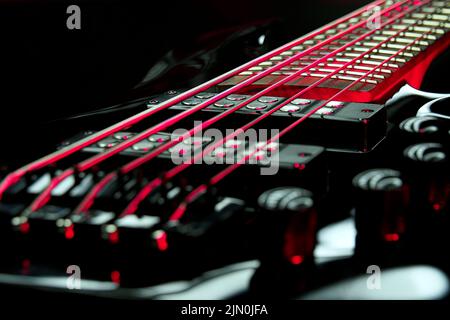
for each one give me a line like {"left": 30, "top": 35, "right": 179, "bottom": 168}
{"left": 221, "top": 0, "right": 450, "bottom": 103}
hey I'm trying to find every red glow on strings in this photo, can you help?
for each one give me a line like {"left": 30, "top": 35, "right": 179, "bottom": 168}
{"left": 384, "top": 233, "right": 400, "bottom": 242}
{"left": 294, "top": 163, "right": 306, "bottom": 171}
{"left": 65, "top": 225, "right": 75, "bottom": 240}
{"left": 111, "top": 271, "right": 121, "bottom": 284}
{"left": 74, "top": 171, "right": 116, "bottom": 214}
{"left": 20, "top": 221, "right": 30, "bottom": 234}
{"left": 109, "top": 230, "right": 119, "bottom": 244}
{"left": 70, "top": 0, "right": 420, "bottom": 215}
{"left": 0, "top": 0, "right": 435, "bottom": 205}
{"left": 290, "top": 255, "right": 304, "bottom": 265}
{"left": 169, "top": 203, "right": 187, "bottom": 222}
{"left": 154, "top": 231, "right": 168, "bottom": 252}
{"left": 433, "top": 203, "right": 442, "bottom": 212}
{"left": 15, "top": 1, "right": 408, "bottom": 211}
{"left": 254, "top": 153, "right": 265, "bottom": 161}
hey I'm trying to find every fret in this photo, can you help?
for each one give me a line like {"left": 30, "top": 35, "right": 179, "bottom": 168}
{"left": 432, "top": 27, "right": 446, "bottom": 34}
{"left": 314, "top": 34, "right": 327, "bottom": 40}
{"left": 412, "top": 26, "right": 432, "bottom": 32}
{"left": 422, "top": 20, "right": 441, "bottom": 27}
{"left": 432, "top": 1, "right": 447, "bottom": 7}
{"left": 327, "top": 63, "right": 345, "bottom": 68}
{"left": 325, "top": 45, "right": 342, "bottom": 51}
{"left": 269, "top": 56, "right": 283, "bottom": 61}
{"left": 335, "top": 57, "right": 352, "bottom": 63}
{"left": 422, "top": 7, "right": 437, "bottom": 13}
{"left": 282, "top": 66, "right": 318, "bottom": 72}
{"left": 431, "top": 14, "right": 448, "bottom": 21}
{"left": 339, "top": 50, "right": 407, "bottom": 64}
{"left": 402, "top": 19, "right": 417, "bottom": 25}
{"left": 403, "top": 31, "right": 421, "bottom": 38}
{"left": 361, "top": 60, "right": 402, "bottom": 69}
{"left": 341, "top": 65, "right": 393, "bottom": 76}
{"left": 361, "top": 41, "right": 379, "bottom": 47}
{"left": 344, "top": 70, "right": 386, "bottom": 79}
{"left": 309, "top": 72, "right": 330, "bottom": 78}
{"left": 223, "top": 0, "right": 449, "bottom": 96}
{"left": 370, "top": 54, "right": 407, "bottom": 63}
{"left": 335, "top": 75, "right": 378, "bottom": 84}
{"left": 372, "top": 35, "right": 389, "bottom": 41}
{"left": 394, "top": 37, "right": 429, "bottom": 46}
{"left": 379, "top": 30, "right": 397, "bottom": 36}
{"left": 388, "top": 47, "right": 416, "bottom": 57}
{"left": 291, "top": 70, "right": 379, "bottom": 85}
{"left": 404, "top": 31, "right": 437, "bottom": 41}
{"left": 352, "top": 65, "right": 393, "bottom": 74}
{"left": 385, "top": 43, "right": 423, "bottom": 52}
{"left": 392, "top": 24, "right": 409, "bottom": 30}
{"left": 379, "top": 48, "right": 414, "bottom": 56}
{"left": 380, "top": 28, "right": 438, "bottom": 40}
{"left": 340, "top": 52, "right": 361, "bottom": 58}
{"left": 359, "top": 42, "right": 377, "bottom": 48}
{"left": 352, "top": 46, "right": 373, "bottom": 52}
{"left": 317, "top": 68, "right": 336, "bottom": 73}
{"left": 411, "top": 13, "right": 426, "bottom": 19}
{"left": 351, "top": 46, "right": 416, "bottom": 59}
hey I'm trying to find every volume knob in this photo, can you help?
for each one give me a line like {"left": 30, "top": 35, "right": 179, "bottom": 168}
{"left": 352, "top": 168, "right": 409, "bottom": 261}
{"left": 403, "top": 143, "right": 449, "bottom": 213}
{"left": 251, "top": 187, "right": 317, "bottom": 297}
{"left": 402, "top": 143, "right": 449, "bottom": 256}
{"left": 257, "top": 187, "right": 317, "bottom": 265}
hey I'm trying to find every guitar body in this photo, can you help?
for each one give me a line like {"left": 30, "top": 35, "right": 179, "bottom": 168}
{"left": 0, "top": 0, "right": 449, "bottom": 304}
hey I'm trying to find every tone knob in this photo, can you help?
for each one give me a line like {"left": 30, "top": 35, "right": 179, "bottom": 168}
{"left": 251, "top": 187, "right": 317, "bottom": 296}
{"left": 402, "top": 143, "right": 449, "bottom": 256}
{"left": 403, "top": 143, "right": 449, "bottom": 213}
{"left": 396, "top": 116, "right": 448, "bottom": 154}
{"left": 352, "top": 168, "right": 409, "bottom": 261}
{"left": 399, "top": 116, "right": 445, "bottom": 135}
{"left": 257, "top": 187, "right": 317, "bottom": 265}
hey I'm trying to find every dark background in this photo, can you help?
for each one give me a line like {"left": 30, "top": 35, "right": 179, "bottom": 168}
{"left": 0, "top": 0, "right": 447, "bottom": 166}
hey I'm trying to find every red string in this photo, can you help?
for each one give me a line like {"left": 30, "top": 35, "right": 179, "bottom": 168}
{"left": 0, "top": 0, "right": 388, "bottom": 201}
{"left": 169, "top": 29, "right": 433, "bottom": 221}
{"left": 80, "top": 1, "right": 425, "bottom": 215}
{"left": 74, "top": 0, "right": 407, "bottom": 172}
{"left": 10, "top": 0, "right": 427, "bottom": 214}
{"left": 120, "top": 7, "right": 430, "bottom": 217}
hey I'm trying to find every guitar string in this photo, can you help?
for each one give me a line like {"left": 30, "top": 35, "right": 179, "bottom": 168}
{"left": 0, "top": 0, "right": 389, "bottom": 200}
{"left": 73, "top": 2, "right": 425, "bottom": 214}
{"left": 66, "top": 0, "right": 408, "bottom": 175}
{"left": 46, "top": 3, "right": 440, "bottom": 216}
{"left": 122, "top": 19, "right": 430, "bottom": 215}
{"left": 165, "top": 29, "right": 433, "bottom": 223}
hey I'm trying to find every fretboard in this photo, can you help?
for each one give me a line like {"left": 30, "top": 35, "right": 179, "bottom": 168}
{"left": 221, "top": 0, "right": 450, "bottom": 102}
